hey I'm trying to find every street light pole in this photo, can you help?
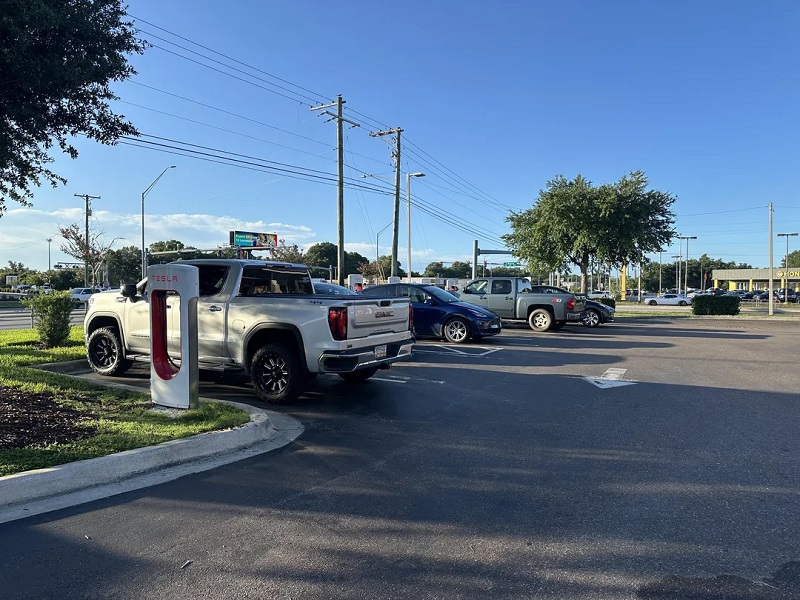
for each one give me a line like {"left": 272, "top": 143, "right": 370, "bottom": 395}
{"left": 406, "top": 172, "right": 425, "bottom": 280}
{"left": 672, "top": 254, "right": 681, "bottom": 292}
{"left": 46, "top": 238, "right": 52, "bottom": 272}
{"left": 678, "top": 235, "right": 697, "bottom": 294}
{"left": 777, "top": 232, "right": 798, "bottom": 302}
{"left": 141, "top": 166, "right": 176, "bottom": 279}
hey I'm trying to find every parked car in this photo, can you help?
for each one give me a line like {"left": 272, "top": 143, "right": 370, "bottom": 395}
{"left": 757, "top": 290, "right": 780, "bottom": 302}
{"left": 70, "top": 288, "right": 99, "bottom": 304}
{"left": 646, "top": 293, "right": 691, "bottom": 306}
{"left": 587, "top": 290, "right": 613, "bottom": 300}
{"left": 360, "top": 282, "right": 501, "bottom": 343}
{"left": 580, "top": 299, "right": 615, "bottom": 328}
{"left": 313, "top": 282, "right": 359, "bottom": 295}
{"left": 688, "top": 289, "right": 713, "bottom": 298}
{"left": 777, "top": 288, "right": 797, "bottom": 303}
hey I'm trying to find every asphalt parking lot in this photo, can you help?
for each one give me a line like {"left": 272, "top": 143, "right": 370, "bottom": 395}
{"left": 2, "top": 317, "right": 800, "bottom": 599}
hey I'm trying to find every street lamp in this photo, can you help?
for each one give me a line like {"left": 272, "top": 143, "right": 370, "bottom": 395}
{"left": 678, "top": 235, "right": 697, "bottom": 294}
{"left": 46, "top": 238, "right": 52, "bottom": 272}
{"left": 406, "top": 172, "right": 425, "bottom": 280}
{"left": 777, "top": 232, "right": 798, "bottom": 302}
{"left": 672, "top": 254, "right": 681, "bottom": 293}
{"left": 376, "top": 221, "right": 393, "bottom": 280}
{"left": 141, "top": 166, "right": 176, "bottom": 279}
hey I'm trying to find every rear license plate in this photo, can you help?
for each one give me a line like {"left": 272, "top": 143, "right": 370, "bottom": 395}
{"left": 374, "top": 345, "right": 387, "bottom": 359}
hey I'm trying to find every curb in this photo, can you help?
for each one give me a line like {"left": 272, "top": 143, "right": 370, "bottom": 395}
{"left": 0, "top": 371, "right": 304, "bottom": 524}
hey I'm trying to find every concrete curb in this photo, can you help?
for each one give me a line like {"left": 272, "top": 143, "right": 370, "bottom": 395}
{"left": 0, "top": 370, "right": 304, "bottom": 524}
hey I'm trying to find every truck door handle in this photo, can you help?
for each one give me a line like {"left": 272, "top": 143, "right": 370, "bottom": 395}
{"left": 208, "top": 305, "right": 222, "bottom": 312}
{"left": 479, "top": 295, "right": 487, "bottom": 299}
{"left": 505, "top": 297, "right": 512, "bottom": 300}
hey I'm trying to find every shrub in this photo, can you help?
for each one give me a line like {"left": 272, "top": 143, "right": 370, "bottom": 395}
{"left": 21, "top": 291, "right": 75, "bottom": 347}
{"left": 692, "top": 295, "right": 740, "bottom": 316}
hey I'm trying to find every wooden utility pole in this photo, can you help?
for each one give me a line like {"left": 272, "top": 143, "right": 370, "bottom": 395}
{"left": 370, "top": 128, "right": 402, "bottom": 277}
{"left": 74, "top": 193, "right": 100, "bottom": 286}
{"left": 311, "top": 96, "right": 359, "bottom": 285}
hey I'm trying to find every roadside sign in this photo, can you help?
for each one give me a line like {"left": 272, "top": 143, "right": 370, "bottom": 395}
{"left": 503, "top": 262, "right": 519, "bottom": 267}
{"left": 229, "top": 231, "right": 278, "bottom": 248}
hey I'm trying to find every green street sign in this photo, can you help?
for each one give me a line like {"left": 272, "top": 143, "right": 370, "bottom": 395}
{"left": 503, "top": 261, "right": 519, "bottom": 267}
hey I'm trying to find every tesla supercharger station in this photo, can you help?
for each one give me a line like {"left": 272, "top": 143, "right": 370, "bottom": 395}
{"left": 347, "top": 273, "right": 364, "bottom": 290}
{"left": 148, "top": 263, "right": 199, "bottom": 409}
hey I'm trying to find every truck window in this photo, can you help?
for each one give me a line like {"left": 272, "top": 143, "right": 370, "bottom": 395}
{"left": 240, "top": 265, "right": 313, "bottom": 296}
{"left": 491, "top": 280, "right": 512, "bottom": 294}
{"left": 517, "top": 279, "right": 532, "bottom": 294}
{"left": 464, "top": 280, "right": 487, "bottom": 294}
{"left": 197, "top": 265, "right": 230, "bottom": 296}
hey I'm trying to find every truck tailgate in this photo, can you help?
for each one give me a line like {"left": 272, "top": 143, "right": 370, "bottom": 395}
{"left": 348, "top": 298, "right": 411, "bottom": 339}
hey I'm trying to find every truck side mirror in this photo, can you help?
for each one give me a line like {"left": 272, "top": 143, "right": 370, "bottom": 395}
{"left": 121, "top": 284, "right": 137, "bottom": 299}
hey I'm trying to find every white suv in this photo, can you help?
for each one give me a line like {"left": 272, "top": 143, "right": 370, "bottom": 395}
{"left": 70, "top": 288, "right": 98, "bottom": 304}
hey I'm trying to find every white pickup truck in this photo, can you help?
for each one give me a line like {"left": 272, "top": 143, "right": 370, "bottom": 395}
{"left": 83, "top": 259, "right": 415, "bottom": 403}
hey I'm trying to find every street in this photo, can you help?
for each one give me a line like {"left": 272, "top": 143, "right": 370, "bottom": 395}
{"left": 0, "top": 306, "right": 86, "bottom": 330}
{"left": 1, "top": 319, "right": 799, "bottom": 599}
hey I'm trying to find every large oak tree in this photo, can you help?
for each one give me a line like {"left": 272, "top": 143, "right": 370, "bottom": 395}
{"left": 503, "top": 171, "right": 676, "bottom": 292}
{"left": 0, "top": 0, "right": 144, "bottom": 213}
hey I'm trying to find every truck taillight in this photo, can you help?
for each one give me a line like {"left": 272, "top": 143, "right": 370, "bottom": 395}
{"left": 409, "top": 305, "right": 414, "bottom": 331}
{"left": 328, "top": 307, "right": 348, "bottom": 340}
{"left": 567, "top": 298, "right": 576, "bottom": 310}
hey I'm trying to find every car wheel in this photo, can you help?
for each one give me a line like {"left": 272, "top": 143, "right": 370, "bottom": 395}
{"left": 582, "top": 309, "right": 601, "bottom": 328}
{"left": 86, "top": 326, "right": 132, "bottom": 376}
{"left": 338, "top": 367, "right": 379, "bottom": 382}
{"left": 648, "top": 300, "right": 657, "bottom": 306}
{"left": 443, "top": 317, "right": 470, "bottom": 343}
{"left": 250, "top": 343, "right": 303, "bottom": 404}
{"left": 528, "top": 308, "right": 553, "bottom": 332}
{"left": 679, "top": 301, "right": 687, "bottom": 306}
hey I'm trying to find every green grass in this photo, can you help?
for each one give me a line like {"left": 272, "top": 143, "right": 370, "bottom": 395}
{"left": 0, "top": 326, "right": 251, "bottom": 477}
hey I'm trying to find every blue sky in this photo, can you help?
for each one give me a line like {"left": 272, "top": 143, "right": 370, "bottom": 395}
{"left": 3, "top": 0, "right": 800, "bottom": 274}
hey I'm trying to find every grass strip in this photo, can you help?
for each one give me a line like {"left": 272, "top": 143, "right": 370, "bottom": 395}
{"left": 0, "top": 326, "right": 251, "bottom": 477}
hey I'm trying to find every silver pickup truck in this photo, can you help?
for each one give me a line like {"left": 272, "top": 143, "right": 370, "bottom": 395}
{"left": 460, "top": 277, "right": 585, "bottom": 332}
{"left": 83, "top": 259, "right": 415, "bottom": 403}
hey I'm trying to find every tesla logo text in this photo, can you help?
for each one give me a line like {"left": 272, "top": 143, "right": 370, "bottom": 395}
{"left": 152, "top": 275, "right": 179, "bottom": 282}
{"left": 375, "top": 310, "right": 394, "bottom": 318}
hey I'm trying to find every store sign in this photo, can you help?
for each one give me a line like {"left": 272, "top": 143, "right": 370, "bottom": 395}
{"left": 229, "top": 231, "right": 278, "bottom": 248}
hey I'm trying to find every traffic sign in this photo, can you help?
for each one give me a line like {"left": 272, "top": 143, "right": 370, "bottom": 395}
{"left": 503, "top": 261, "right": 519, "bottom": 267}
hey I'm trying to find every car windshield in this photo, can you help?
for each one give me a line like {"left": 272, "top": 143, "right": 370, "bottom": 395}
{"left": 423, "top": 285, "right": 460, "bottom": 304}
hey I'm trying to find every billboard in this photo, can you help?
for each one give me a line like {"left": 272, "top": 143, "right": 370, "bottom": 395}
{"left": 229, "top": 231, "right": 278, "bottom": 248}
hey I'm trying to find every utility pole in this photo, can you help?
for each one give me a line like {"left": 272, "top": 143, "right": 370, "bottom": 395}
{"left": 46, "top": 238, "right": 52, "bottom": 272}
{"left": 769, "top": 202, "right": 774, "bottom": 316}
{"left": 370, "top": 127, "right": 403, "bottom": 277}
{"left": 75, "top": 193, "right": 100, "bottom": 287}
{"left": 311, "top": 96, "right": 359, "bottom": 285}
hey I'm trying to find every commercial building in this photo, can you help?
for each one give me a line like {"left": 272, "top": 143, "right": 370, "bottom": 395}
{"left": 711, "top": 268, "right": 800, "bottom": 291}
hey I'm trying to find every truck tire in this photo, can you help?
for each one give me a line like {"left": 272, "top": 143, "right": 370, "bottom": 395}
{"left": 339, "top": 367, "right": 379, "bottom": 382}
{"left": 86, "top": 326, "right": 132, "bottom": 376}
{"left": 443, "top": 317, "right": 470, "bottom": 343}
{"left": 528, "top": 308, "right": 553, "bottom": 332}
{"left": 250, "top": 343, "right": 303, "bottom": 404}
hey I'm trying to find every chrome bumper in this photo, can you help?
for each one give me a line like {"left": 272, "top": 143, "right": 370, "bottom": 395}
{"left": 318, "top": 341, "right": 415, "bottom": 373}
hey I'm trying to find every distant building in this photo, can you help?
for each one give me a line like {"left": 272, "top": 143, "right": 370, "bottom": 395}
{"left": 711, "top": 268, "right": 799, "bottom": 291}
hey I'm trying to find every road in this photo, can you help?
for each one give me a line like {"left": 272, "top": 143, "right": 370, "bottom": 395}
{"left": 0, "top": 306, "right": 86, "bottom": 330}
{"left": 1, "top": 319, "right": 799, "bottom": 599}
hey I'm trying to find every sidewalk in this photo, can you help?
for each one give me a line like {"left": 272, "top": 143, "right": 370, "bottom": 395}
{"left": 0, "top": 372, "right": 304, "bottom": 524}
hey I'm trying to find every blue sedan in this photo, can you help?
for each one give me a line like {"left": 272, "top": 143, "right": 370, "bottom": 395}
{"left": 361, "top": 283, "right": 502, "bottom": 343}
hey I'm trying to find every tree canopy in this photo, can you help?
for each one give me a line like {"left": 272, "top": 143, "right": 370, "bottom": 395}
{"left": 503, "top": 171, "right": 676, "bottom": 292}
{"left": 0, "top": 0, "right": 145, "bottom": 213}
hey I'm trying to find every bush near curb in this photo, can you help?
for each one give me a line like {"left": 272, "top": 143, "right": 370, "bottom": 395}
{"left": 692, "top": 295, "right": 740, "bottom": 315}
{"left": 20, "top": 292, "right": 75, "bottom": 347}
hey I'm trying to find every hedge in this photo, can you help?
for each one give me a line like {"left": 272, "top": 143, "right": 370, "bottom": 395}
{"left": 692, "top": 295, "right": 740, "bottom": 316}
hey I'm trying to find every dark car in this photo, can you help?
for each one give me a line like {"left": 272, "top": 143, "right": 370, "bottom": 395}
{"left": 361, "top": 283, "right": 501, "bottom": 343}
{"left": 313, "top": 282, "right": 359, "bottom": 295}
{"left": 581, "top": 299, "right": 615, "bottom": 328}
{"left": 777, "top": 288, "right": 797, "bottom": 303}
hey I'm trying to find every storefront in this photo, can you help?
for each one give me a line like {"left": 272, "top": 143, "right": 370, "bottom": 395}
{"left": 711, "top": 268, "right": 800, "bottom": 291}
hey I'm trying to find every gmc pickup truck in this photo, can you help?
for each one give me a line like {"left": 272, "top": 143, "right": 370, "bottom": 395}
{"left": 84, "top": 259, "right": 415, "bottom": 403}
{"left": 460, "top": 277, "right": 585, "bottom": 332}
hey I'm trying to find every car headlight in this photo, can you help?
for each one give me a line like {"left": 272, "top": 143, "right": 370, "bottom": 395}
{"left": 468, "top": 308, "right": 492, "bottom": 318}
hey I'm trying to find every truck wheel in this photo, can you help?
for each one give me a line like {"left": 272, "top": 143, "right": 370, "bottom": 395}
{"left": 443, "top": 317, "right": 470, "bottom": 343}
{"left": 582, "top": 309, "right": 601, "bottom": 328}
{"left": 86, "top": 326, "right": 132, "bottom": 376}
{"left": 339, "top": 367, "right": 379, "bottom": 382}
{"left": 528, "top": 309, "right": 553, "bottom": 332}
{"left": 250, "top": 343, "right": 303, "bottom": 404}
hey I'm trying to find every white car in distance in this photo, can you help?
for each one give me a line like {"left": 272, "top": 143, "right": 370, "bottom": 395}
{"left": 646, "top": 293, "right": 692, "bottom": 306}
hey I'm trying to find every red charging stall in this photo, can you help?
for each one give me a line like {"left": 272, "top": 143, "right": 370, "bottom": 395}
{"left": 148, "top": 263, "right": 199, "bottom": 409}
